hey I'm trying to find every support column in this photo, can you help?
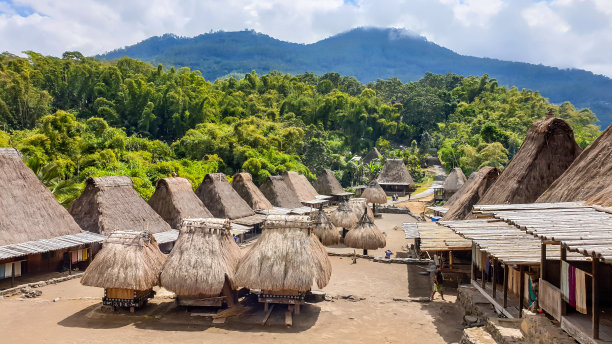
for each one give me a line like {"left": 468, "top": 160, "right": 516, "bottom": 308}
{"left": 481, "top": 254, "right": 487, "bottom": 289}
{"left": 492, "top": 258, "right": 497, "bottom": 298}
{"left": 519, "top": 265, "right": 525, "bottom": 317}
{"left": 593, "top": 254, "right": 600, "bottom": 340}
{"left": 540, "top": 242, "right": 547, "bottom": 281}
{"left": 503, "top": 264, "right": 508, "bottom": 308}
{"left": 11, "top": 262, "right": 15, "bottom": 288}
{"left": 471, "top": 243, "right": 475, "bottom": 282}
{"left": 561, "top": 245, "right": 567, "bottom": 316}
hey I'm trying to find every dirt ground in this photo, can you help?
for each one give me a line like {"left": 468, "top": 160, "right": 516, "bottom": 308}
{"left": 0, "top": 214, "right": 465, "bottom": 344}
{"left": 395, "top": 194, "right": 434, "bottom": 217}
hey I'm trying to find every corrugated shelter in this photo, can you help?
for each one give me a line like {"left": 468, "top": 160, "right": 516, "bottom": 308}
{"left": 260, "top": 175, "right": 303, "bottom": 209}
{"left": 195, "top": 173, "right": 256, "bottom": 220}
{"left": 312, "top": 169, "right": 345, "bottom": 196}
{"left": 443, "top": 167, "right": 467, "bottom": 199}
{"left": 148, "top": 177, "right": 213, "bottom": 229}
{"left": 69, "top": 176, "right": 172, "bottom": 235}
{"left": 282, "top": 171, "right": 319, "bottom": 203}
{"left": 377, "top": 159, "right": 415, "bottom": 195}
{"left": 362, "top": 147, "right": 382, "bottom": 164}
{"left": 478, "top": 117, "right": 582, "bottom": 205}
{"left": 442, "top": 167, "right": 501, "bottom": 221}
{"left": 231, "top": 172, "right": 273, "bottom": 210}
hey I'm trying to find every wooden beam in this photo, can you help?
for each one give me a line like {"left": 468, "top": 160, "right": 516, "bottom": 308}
{"left": 261, "top": 304, "right": 275, "bottom": 326}
{"left": 541, "top": 242, "right": 547, "bottom": 281}
{"left": 519, "top": 265, "right": 525, "bottom": 317}
{"left": 503, "top": 264, "right": 508, "bottom": 308}
{"left": 592, "top": 254, "right": 600, "bottom": 340}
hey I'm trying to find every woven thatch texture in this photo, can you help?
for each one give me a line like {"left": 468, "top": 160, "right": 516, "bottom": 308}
{"left": 195, "top": 173, "right": 255, "bottom": 220}
{"left": 344, "top": 211, "right": 386, "bottom": 250}
{"left": 361, "top": 180, "right": 388, "bottom": 204}
{"left": 160, "top": 219, "right": 241, "bottom": 296}
{"left": 538, "top": 124, "right": 612, "bottom": 206}
{"left": 363, "top": 147, "right": 382, "bottom": 164}
{"left": 231, "top": 172, "right": 273, "bottom": 210}
{"left": 0, "top": 148, "right": 83, "bottom": 246}
{"left": 478, "top": 118, "right": 582, "bottom": 205}
{"left": 313, "top": 169, "right": 345, "bottom": 195}
{"left": 69, "top": 176, "right": 171, "bottom": 235}
{"left": 283, "top": 171, "right": 319, "bottom": 202}
{"left": 349, "top": 198, "right": 374, "bottom": 219}
{"left": 81, "top": 230, "right": 166, "bottom": 290}
{"left": 311, "top": 210, "right": 340, "bottom": 246}
{"left": 234, "top": 215, "right": 331, "bottom": 291}
{"left": 377, "top": 159, "right": 415, "bottom": 187}
{"left": 443, "top": 168, "right": 467, "bottom": 194}
{"left": 260, "top": 176, "right": 303, "bottom": 209}
{"left": 148, "top": 177, "right": 213, "bottom": 229}
{"left": 330, "top": 201, "right": 359, "bottom": 228}
{"left": 442, "top": 167, "right": 501, "bottom": 221}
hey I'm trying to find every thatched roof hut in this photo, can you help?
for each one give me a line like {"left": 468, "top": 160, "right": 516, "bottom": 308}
{"left": 363, "top": 147, "right": 382, "bottom": 164}
{"left": 349, "top": 198, "right": 375, "bottom": 219}
{"left": 313, "top": 169, "right": 345, "bottom": 196}
{"left": 311, "top": 210, "right": 340, "bottom": 246}
{"left": 195, "top": 173, "right": 255, "bottom": 220}
{"left": 330, "top": 201, "right": 359, "bottom": 229}
{"left": 69, "top": 176, "right": 172, "bottom": 235}
{"left": 234, "top": 215, "right": 331, "bottom": 292}
{"left": 81, "top": 230, "right": 166, "bottom": 290}
{"left": 377, "top": 159, "right": 415, "bottom": 195}
{"left": 443, "top": 167, "right": 467, "bottom": 195}
{"left": 537, "top": 124, "right": 612, "bottom": 206}
{"left": 283, "top": 171, "right": 319, "bottom": 203}
{"left": 361, "top": 180, "right": 388, "bottom": 205}
{"left": 0, "top": 148, "right": 83, "bottom": 246}
{"left": 344, "top": 210, "right": 386, "bottom": 252}
{"left": 442, "top": 167, "right": 501, "bottom": 221}
{"left": 231, "top": 172, "right": 273, "bottom": 210}
{"left": 478, "top": 118, "right": 582, "bottom": 205}
{"left": 260, "top": 175, "right": 303, "bottom": 209}
{"left": 148, "top": 177, "right": 213, "bottom": 229}
{"left": 160, "top": 218, "right": 241, "bottom": 297}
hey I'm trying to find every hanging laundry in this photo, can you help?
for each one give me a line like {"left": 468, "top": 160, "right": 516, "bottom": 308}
{"left": 13, "top": 262, "right": 21, "bottom": 277}
{"left": 568, "top": 265, "right": 576, "bottom": 308}
{"left": 575, "top": 268, "right": 587, "bottom": 314}
{"left": 71, "top": 251, "right": 78, "bottom": 264}
{"left": 5, "top": 263, "right": 12, "bottom": 278}
{"left": 82, "top": 249, "right": 88, "bottom": 261}
{"left": 561, "top": 261, "right": 569, "bottom": 302}
{"left": 77, "top": 249, "right": 83, "bottom": 261}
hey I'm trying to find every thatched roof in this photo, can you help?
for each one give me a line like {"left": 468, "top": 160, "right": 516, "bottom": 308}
{"left": 361, "top": 180, "right": 388, "bottom": 204}
{"left": 160, "top": 218, "right": 241, "bottom": 296}
{"left": 344, "top": 210, "right": 386, "bottom": 250}
{"left": 311, "top": 210, "right": 340, "bottom": 246}
{"left": 377, "top": 159, "right": 415, "bottom": 187}
{"left": 259, "top": 176, "right": 303, "bottom": 209}
{"left": 443, "top": 167, "right": 467, "bottom": 193}
{"left": 363, "top": 147, "right": 382, "bottom": 164}
{"left": 234, "top": 215, "right": 331, "bottom": 291}
{"left": 442, "top": 167, "right": 501, "bottom": 221}
{"left": 312, "top": 169, "right": 345, "bottom": 195}
{"left": 478, "top": 118, "right": 582, "bottom": 205}
{"left": 148, "top": 177, "right": 212, "bottom": 229}
{"left": 282, "top": 171, "right": 319, "bottom": 203}
{"left": 538, "top": 124, "right": 612, "bottom": 206}
{"left": 349, "top": 198, "right": 374, "bottom": 219}
{"left": 231, "top": 172, "right": 273, "bottom": 210}
{"left": 81, "top": 230, "right": 166, "bottom": 290}
{"left": 195, "top": 173, "right": 255, "bottom": 220}
{"left": 330, "top": 201, "right": 359, "bottom": 228}
{"left": 69, "top": 176, "right": 171, "bottom": 235}
{"left": 0, "top": 148, "right": 83, "bottom": 246}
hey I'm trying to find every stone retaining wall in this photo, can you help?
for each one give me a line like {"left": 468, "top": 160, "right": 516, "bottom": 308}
{"left": 0, "top": 272, "right": 83, "bottom": 297}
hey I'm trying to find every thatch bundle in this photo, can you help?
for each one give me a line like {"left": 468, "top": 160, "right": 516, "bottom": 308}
{"left": 361, "top": 180, "right": 388, "bottom": 205}
{"left": 160, "top": 218, "right": 241, "bottom": 296}
{"left": 81, "top": 230, "right": 166, "bottom": 290}
{"left": 538, "top": 124, "right": 612, "bottom": 206}
{"left": 0, "top": 148, "right": 83, "bottom": 246}
{"left": 148, "top": 177, "right": 213, "bottom": 229}
{"left": 329, "top": 201, "right": 359, "bottom": 229}
{"left": 195, "top": 173, "right": 255, "bottom": 220}
{"left": 349, "top": 198, "right": 375, "bottom": 219}
{"left": 377, "top": 159, "right": 415, "bottom": 189}
{"left": 234, "top": 215, "right": 332, "bottom": 291}
{"left": 231, "top": 172, "right": 273, "bottom": 210}
{"left": 311, "top": 210, "right": 340, "bottom": 246}
{"left": 478, "top": 118, "right": 582, "bottom": 205}
{"left": 442, "top": 167, "right": 501, "bottom": 221}
{"left": 344, "top": 210, "right": 386, "bottom": 250}
{"left": 443, "top": 167, "right": 467, "bottom": 195}
{"left": 363, "top": 147, "right": 382, "bottom": 164}
{"left": 260, "top": 175, "right": 303, "bottom": 209}
{"left": 313, "top": 169, "right": 345, "bottom": 195}
{"left": 69, "top": 176, "right": 171, "bottom": 235}
{"left": 283, "top": 171, "right": 319, "bottom": 202}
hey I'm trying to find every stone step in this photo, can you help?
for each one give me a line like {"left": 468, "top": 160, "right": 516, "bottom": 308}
{"left": 460, "top": 327, "right": 499, "bottom": 344}
{"left": 486, "top": 318, "right": 525, "bottom": 344}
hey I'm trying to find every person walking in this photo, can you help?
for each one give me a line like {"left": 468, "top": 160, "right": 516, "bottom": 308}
{"left": 430, "top": 265, "right": 445, "bottom": 301}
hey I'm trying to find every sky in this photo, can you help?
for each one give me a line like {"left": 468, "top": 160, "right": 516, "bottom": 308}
{"left": 1, "top": 0, "right": 612, "bottom": 77}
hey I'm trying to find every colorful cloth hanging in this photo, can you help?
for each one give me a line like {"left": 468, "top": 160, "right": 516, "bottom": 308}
{"left": 568, "top": 265, "right": 577, "bottom": 308}
{"left": 82, "top": 249, "right": 88, "bottom": 261}
{"left": 13, "top": 262, "right": 21, "bottom": 277}
{"left": 71, "top": 251, "right": 78, "bottom": 264}
{"left": 575, "top": 268, "right": 587, "bottom": 314}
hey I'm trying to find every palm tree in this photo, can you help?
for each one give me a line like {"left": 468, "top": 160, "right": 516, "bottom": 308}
{"left": 27, "top": 157, "right": 82, "bottom": 206}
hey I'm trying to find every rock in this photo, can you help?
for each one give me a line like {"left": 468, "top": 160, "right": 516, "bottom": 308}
{"left": 464, "top": 315, "right": 479, "bottom": 324}
{"left": 340, "top": 294, "right": 352, "bottom": 299}
{"left": 324, "top": 295, "right": 333, "bottom": 301}
{"left": 53, "top": 297, "right": 60, "bottom": 302}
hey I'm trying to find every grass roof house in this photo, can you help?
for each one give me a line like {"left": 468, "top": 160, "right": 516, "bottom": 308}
{"left": 362, "top": 147, "right": 382, "bottom": 164}
{"left": 232, "top": 172, "right": 274, "bottom": 210}
{"left": 282, "top": 171, "right": 319, "bottom": 203}
{"left": 260, "top": 175, "right": 303, "bottom": 209}
{"left": 442, "top": 167, "right": 467, "bottom": 200}
{"left": 148, "top": 177, "right": 213, "bottom": 229}
{"left": 442, "top": 167, "right": 501, "bottom": 221}
{"left": 344, "top": 209, "right": 386, "bottom": 255}
{"left": 377, "top": 159, "right": 415, "bottom": 196}
{"left": 478, "top": 118, "right": 582, "bottom": 205}
{"left": 195, "top": 173, "right": 256, "bottom": 220}
{"left": 312, "top": 169, "right": 345, "bottom": 196}
{"left": 311, "top": 210, "right": 340, "bottom": 246}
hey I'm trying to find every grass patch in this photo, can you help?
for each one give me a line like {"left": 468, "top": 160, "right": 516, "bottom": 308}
{"left": 412, "top": 175, "right": 434, "bottom": 195}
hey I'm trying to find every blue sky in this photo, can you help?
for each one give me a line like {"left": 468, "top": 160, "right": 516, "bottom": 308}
{"left": 0, "top": 0, "right": 611, "bottom": 77}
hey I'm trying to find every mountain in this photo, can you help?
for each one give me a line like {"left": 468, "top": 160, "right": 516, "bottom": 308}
{"left": 99, "top": 28, "right": 612, "bottom": 127}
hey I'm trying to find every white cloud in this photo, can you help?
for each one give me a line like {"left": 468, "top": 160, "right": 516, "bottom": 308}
{"left": 0, "top": 0, "right": 611, "bottom": 77}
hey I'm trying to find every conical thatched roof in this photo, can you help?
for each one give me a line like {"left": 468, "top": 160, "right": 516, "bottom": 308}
{"left": 538, "top": 124, "right": 612, "bottom": 206}
{"left": 313, "top": 169, "right": 345, "bottom": 195}
{"left": 160, "top": 218, "right": 241, "bottom": 296}
{"left": 283, "top": 171, "right": 319, "bottom": 202}
{"left": 442, "top": 167, "right": 501, "bottom": 221}
{"left": 0, "top": 148, "right": 83, "bottom": 246}
{"left": 349, "top": 198, "right": 374, "bottom": 219}
{"left": 344, "top": 210, "right": 386, "bottom": 250}
{"left": 231, "top": 172, "right": 273, "bottom": 210}
{"left": 443, "top": 167, "right": 467, "bottom": 194}
{"left": 69, "top": 176, "right": 171, "bottom": 235}
{"left": 81, "top": 230, "right": 166, "bottom": 290}
{"left": 148, "top": 177, "right": 213, "bottom": 229}
{"left": 234, "top": 215, "right": 332, "bottom": 291}
{"left": 195, "top": 173, "right": 255, "bottom": 220}
{"left": 260, "top": 176, "right": 303, "bottom": 209}
{"left": 478, "top": 118, "right": 582, "bottom": 205}
{"left": 361, "top": 180, "right": 388, "bottom": 204}
{"left": 311, "top": 210, "right": 340, "bottom": 246}
{"left": 377, "top": 159, "right": 415, "bottom": 188}
{"left": 363, "top": 147, "right": 382, "bottom": 164}
{"left": 330, "top": 201, "right": 359, "bottom": 228}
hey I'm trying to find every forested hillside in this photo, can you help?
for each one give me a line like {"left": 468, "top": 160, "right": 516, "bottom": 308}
{"left": 0, "top": 52, "right": 601, "bottom": 205}
{"left": 100, "top": 28, "right": 612, "bottom": 126}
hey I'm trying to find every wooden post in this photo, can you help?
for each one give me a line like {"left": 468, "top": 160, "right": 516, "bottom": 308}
{"left": 492, "top": 258, "right": 497, "bottom": 298}
{"left": 519, "top": 265, "right": 525, "bottom": 317}
{"left": 540, "top": 242, "right": 547, "bottom": 281}
{"left": 503, "top": 264, "right": 508, "bottom": 308}
{"left": 592, "top": 254, "right": 600, "bottom": 340}
{"left": 481, "top": 254, "right": 486, "bottom": 289}
{"left": 471, "top": 243, "right": 475, "bottom": 282}
{"left": 69, "top": 252, "right": 72, "bottom": 276}
{"left": 560, "top": 245, "right": 567, "bottom": 316}
{"left": 11, "top": 262, "right": 15, "bottom": 288}
{"left": 449, "top": 251, "right": 454, "bottom": 269}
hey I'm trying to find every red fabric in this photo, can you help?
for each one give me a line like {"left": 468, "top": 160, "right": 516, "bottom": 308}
{"left": 568, "top": 265, "right": 576, "bottom": 308}
{"left": 71, "top": 251, "right": 78, "bottom": 264}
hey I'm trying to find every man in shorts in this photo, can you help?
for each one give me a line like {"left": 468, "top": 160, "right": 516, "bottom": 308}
{"left": 430, "top": 265, "right": 445, "bottom": 301}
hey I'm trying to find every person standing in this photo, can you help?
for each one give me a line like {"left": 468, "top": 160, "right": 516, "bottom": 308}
{"left": 431, "top": 265, "right": 445, "bottom": 301}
